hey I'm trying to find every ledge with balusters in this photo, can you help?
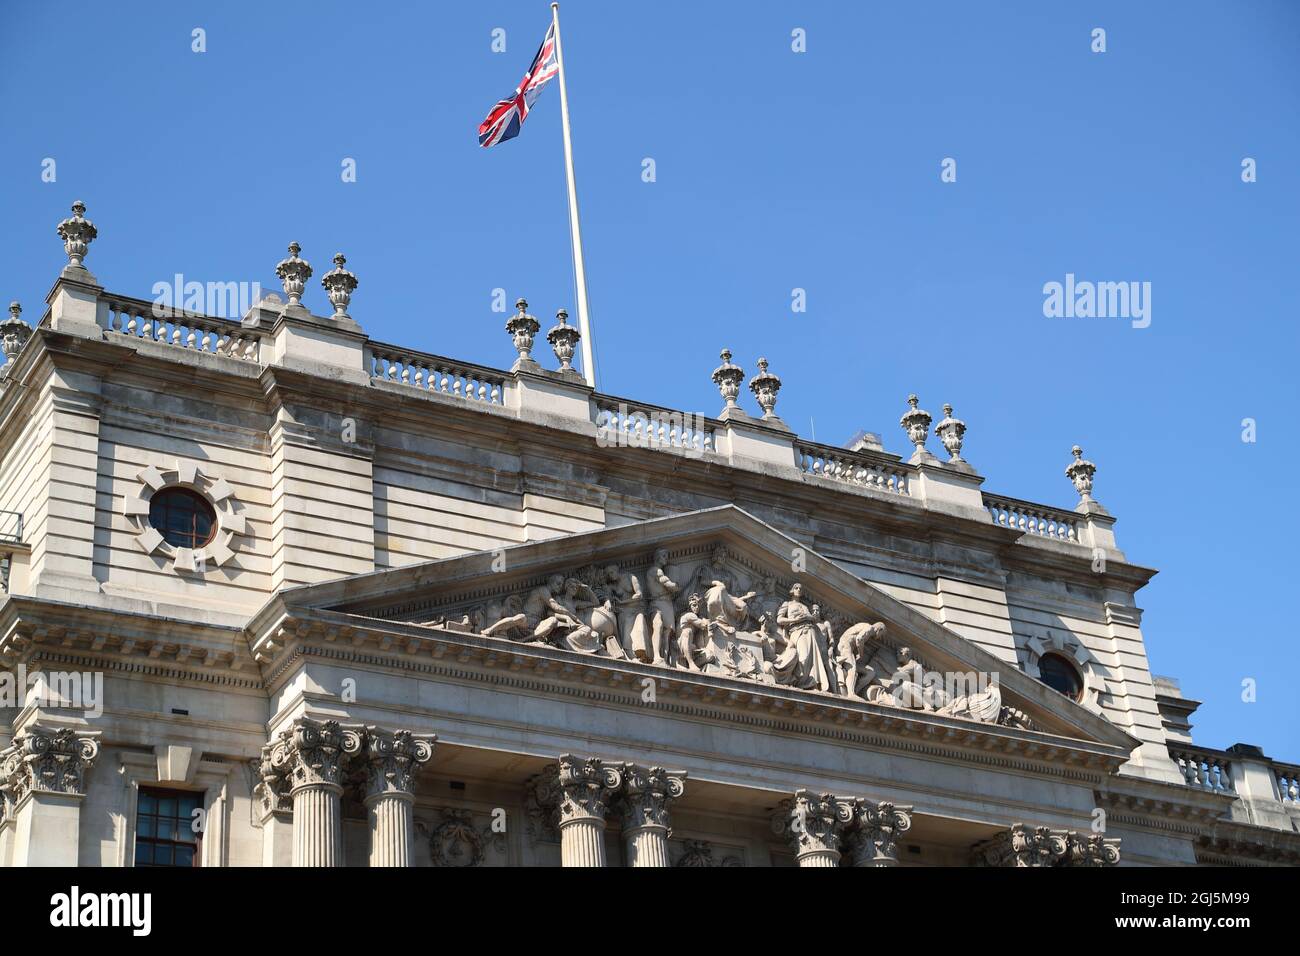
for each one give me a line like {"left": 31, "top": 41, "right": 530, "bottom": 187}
{"left": 1170, "top": 742, "right": 1300, "bottom": 829}
{"left": 11, "top": 201, "right": 1116, "bottom": 554}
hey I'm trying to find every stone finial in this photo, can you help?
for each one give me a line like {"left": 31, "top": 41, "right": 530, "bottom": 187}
{"left": 547, "top": 307, "right": 581, "bottom": 372}
{"left": 711, "top": 349, "right": 744, "bottom": 411}
{"left": 56, "top": 200, "right": 97, "bottom": 270}
{"left": 2, "top": 301, "right": 31, "bottom": 369}
{"left": 747, "top": 357, "right": 782, "bottom": 420}
{"left": 320, "top": 252, "right": 358, "bottom": 319}
{"left": 1065, "top": 445, "right": 1097, "bottom": 503}
{"left": 933, "top": 403, "right": 966, "bottom": 462}
{"left": 506, "top": 298, "right": 541, "bottom": 365}
{"left": 900, "top": 394, "right": 933, "bottom": 460}
{"left": 275, "top": 242, "right": 313, "bottom": 306}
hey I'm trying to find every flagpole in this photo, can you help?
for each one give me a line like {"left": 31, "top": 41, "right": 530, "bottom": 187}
{"left": 550, "top": 2, "right": 596, "bottom": 388}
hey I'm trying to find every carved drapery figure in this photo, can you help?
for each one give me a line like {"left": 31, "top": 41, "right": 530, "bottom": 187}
{"left": 771, "top": 584, "right": 834, "bottom": 693}
{"left": 606, "top": 564, "right": 649, "bottom": 662}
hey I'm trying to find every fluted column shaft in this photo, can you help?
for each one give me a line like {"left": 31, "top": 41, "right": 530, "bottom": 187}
{"left": 560, "top": 814, "right": 609, "bottom": 867}
{"left": 367, "top": 791, "right": 415, "bottom": 867}
{"left": 291, "top": 783, "right": 343, "bottom": 867}
{"left": 619, "top": 765, "right": 686, "bottom": 867}
{"left": 624, "top": 823, "right": 671, "bottom": 867}
{"left": 797, "top": 848, "right": 841, "bottom": 867}
{"left": 361, "top": 727, "right": 436, "bottom": 868}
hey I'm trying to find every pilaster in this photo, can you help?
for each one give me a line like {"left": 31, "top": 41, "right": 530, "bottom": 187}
{"left": 0, "top": 725, "right": 101, "bottom": 866}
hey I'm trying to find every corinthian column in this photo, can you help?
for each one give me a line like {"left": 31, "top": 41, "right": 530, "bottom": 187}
{"left": 262, "top": 718, "right": 363, "bottom": 867}
{"left": 552, "top": 755, "right": 622, "bottom": 867}
{"left": 971, "top": 823, "right": 1069, "bottom": 867}
{"left": 619, "top": 765, "right": 686, "bottom": 867}
{"left": 0, "top": 726, "right": 101, "bottom": 867}
{"left": 363, "top": 727, "right": 436, "bottom": 867}
{"left": 846, "top": 800, "right": 912, "bottom": 867}
{"left": 776, "top": 790, "right": 854, "bottom": 867}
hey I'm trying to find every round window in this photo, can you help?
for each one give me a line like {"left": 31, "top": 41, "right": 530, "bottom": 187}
{"left": 148, "top": 488, "right": 217, "bottom": 549}
{"left": 1037, "top": 652, "right": 1083, "bottom": 701}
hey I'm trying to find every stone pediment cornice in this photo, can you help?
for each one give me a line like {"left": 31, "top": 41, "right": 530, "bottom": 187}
{"left": 252, "top": 505, "right": 1139, "bottom": 753}
{"left": 252, "top": 605, "right": 1133, "bottom": 783}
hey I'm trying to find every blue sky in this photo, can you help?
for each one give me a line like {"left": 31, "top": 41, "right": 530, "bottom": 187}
{"left": 2, "top": 1, "right": 1296, "bottom": 757}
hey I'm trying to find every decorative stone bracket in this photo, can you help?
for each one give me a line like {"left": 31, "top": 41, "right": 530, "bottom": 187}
{"left": 120, "top": 460, "right": 246, "bottom": 574}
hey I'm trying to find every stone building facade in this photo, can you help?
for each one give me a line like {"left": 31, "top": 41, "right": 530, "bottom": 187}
{"left": 0, "top": 202, "right": 1295, "bottom": 867}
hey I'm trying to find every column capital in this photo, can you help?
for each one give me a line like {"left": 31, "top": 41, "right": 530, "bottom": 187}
{"left": 774, "top": 789, "right": 854, "bottom": 864}
{"left": 618, "top": 765, "right": 686, "bottom": 832}
{"left": 0, "top": 726, "right": 101, "bottom": 808}
{"left": 362, "top": 727, "right": 436, "bottom": 801}
{"left": 972, "top": 823, "right": 1070, "bottom": 867}
{"left": 1063, "top": 832, "right": 1122, "bottom": 867}
{"left": 845, "top": 799, "right": 913, "bottom": 867}
{"left": 555, "top": 754, "right": 624, "bottom": 825}
{"left": 261, "top": 717, "right": 365, "bottom": 797}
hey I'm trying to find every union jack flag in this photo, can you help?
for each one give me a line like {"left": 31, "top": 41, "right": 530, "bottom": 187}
{"left": 478, "top": 23, "right": 559, "bottom": 148}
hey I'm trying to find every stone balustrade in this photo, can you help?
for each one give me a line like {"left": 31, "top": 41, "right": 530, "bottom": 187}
{"left": 983, "top": 493, "right": 1081, "bottom": 542}
{"left": 101, "top": 295, "right": 263, "bottom": 361}
{"left": 1171, "top": 745, "right": 1236, "bottom": 793}
{"left": 365, "top": 343, "right": 507, "bottom": 406}
{"left": 593, "top": 395, "right": 718, "bottom": 454}
{"left": 1275, "top": 763, "right": 1300, "bottom": 804}
{"left": 796, "top": 440, "right": 912, "bottom": 496}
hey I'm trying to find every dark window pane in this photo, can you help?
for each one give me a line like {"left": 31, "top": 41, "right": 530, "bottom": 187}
{"left": 135, "top": 843, "right": 153, "bottom": 865}
{"left": 147, "top": 488, "right": 217, "bottom": 549}
{"left": 137, "top": 815, "right": 155, "bottom": 838}
{"left": 138, "top": 792, "right": 156, "bottom": 813}
{"left": 174, "top": 846, "right": 194, "bottom": 867}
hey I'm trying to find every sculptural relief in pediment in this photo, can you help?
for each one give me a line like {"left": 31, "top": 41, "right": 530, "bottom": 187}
{"left": 406, "top": 544, "right": 1031, "bottom": 731}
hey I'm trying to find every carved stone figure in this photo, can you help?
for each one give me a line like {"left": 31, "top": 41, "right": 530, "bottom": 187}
{"left": 886, "top": 646, "right": 949, "bottom": 711}
{"left": 606, "top": 564, "right": 648, "bottom": 662}
{"left": 645, "top": 548, "right": 679, "bottom": 667}
{"left": 836, "top": 621, "right": 886, "bottom": 701}
{"left": 771, "top": 583, "right": 834, "bottom": 693}
{"left": 482, "top": 573, "right": 565, "bottom": 641}
{"left": 676, "top": 593, "right": 710, "bottom": 671}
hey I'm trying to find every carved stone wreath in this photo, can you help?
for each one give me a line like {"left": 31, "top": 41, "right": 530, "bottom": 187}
{"left": 1016, "top": 628, "right": 1106, "bottom": 714}
{"left": 119, "top": 460, "right": 246, "bottom": 574}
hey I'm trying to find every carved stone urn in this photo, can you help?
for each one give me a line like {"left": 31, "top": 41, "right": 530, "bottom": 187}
{"left": 711, "top": 349, "right": 745, "bottom": 412}
{"left": 900, "top": 394, "right": 933, "bottom": 459}
{"left": 547, "top": 308, "right": 581, "bottom": 373}
{"left": 506, "top": 298, "right": 541, "bottom": 365}
{"left": 1065, "top": 445, "right": 1097, "bottom": 503}
{"left": 1, "top": 302, "right": 31, "bottom": 370}
{"left": 748, "top": 357, "right": 782, "bottom": 420}
{"left": 320, "top": 253, "right": 358, "bottom": 319}
{"left": 56, "top": 200, "right": 97, "bottom": 270}
{"left": 275, "top": 242, "right": 313, "bottom": 306}
{"left": 933, "top": 403, "right": 966, "bottom": 462}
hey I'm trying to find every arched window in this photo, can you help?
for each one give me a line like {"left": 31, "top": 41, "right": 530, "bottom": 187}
{"left": 148, "top": 488, "right": 216, "bottom": 549}
{"left": 1037, "top": 652, "right": 1084, "bottom": 702}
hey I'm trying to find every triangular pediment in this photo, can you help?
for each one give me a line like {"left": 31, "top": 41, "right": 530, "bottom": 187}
{"left": 266, "top": 506, "right": 1137, "bottom": 753}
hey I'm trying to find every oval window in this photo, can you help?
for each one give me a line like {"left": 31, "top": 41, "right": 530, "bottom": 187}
{"left": 148, "top": 488, "right": 217, "bottom": 549}
{"left": 1037, "top": 652, "right": 1084, "bottom": 702}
